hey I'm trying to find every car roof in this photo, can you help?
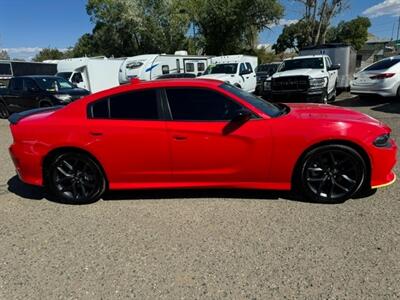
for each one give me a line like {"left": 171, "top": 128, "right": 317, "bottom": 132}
{"left": 130, "top": 78, "right": 224, "bottom": 88}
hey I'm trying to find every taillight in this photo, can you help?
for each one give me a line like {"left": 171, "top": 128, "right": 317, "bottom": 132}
{"left": 369, "top": 73, "right": 396, "bottom": 80}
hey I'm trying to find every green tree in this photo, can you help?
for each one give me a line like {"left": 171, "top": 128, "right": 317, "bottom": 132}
{"left": 75, "top": 0, "right": 190, "bottom": 57}
{"left": 184, "top": 0, "right": 283, "bottom": 55}
{"left": 273, "top": 20, "right": 309, "bottom": 53}
{"left": 33, "top": 48, "right": 67, "bottom": 62}
{"left": 326, "top": 17, "right": 371, "bottom": 50}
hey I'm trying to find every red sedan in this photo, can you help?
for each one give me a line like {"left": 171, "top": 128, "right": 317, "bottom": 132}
{"left": 8, "top": 79, "right": 397, "bottom": 204}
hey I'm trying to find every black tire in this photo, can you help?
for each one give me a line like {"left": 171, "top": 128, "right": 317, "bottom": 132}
{"left": 321, "top": 88, "right": 328, "bottom": 104}
{"left": 46, "top": 152, "right": 106, "bottom": 204}
{"left": 328, "top": 85, "right": 337, "bottom": 103}
{"left": 299, "top": 145, "right": 366, "bottom": 203}
{"left": 0, "top": 102, "right": 9, "bottom": 119}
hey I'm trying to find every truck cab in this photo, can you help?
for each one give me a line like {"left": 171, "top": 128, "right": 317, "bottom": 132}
{"left": 265, "top": 55, "right": 339, "bottom": 103}
{"left": 200, "top": 55, "right": 258, "bottom": 93}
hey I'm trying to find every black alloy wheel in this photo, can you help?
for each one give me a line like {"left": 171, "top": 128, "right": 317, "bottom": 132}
{"left": 0, "top": 102, "right": 9, "bottom": 119}
{"left": 47, "top": 152, "right": 106, "bottom": 204}
{"left": 300, "top": 145, "right": 366, "bottom": 203}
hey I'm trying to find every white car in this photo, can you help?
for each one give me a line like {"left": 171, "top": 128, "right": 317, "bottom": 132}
{"left": 351, "top": 56, "right": 400, "bottom": 97}
{"left": 265, "top": 55, "right": 339, "bottom": 103}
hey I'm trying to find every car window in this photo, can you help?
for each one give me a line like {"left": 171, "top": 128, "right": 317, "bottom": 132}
{"left": 239, "top": 63, "right": 246, "bottom": 74}
{"left": 198, "top": 62, "right": 205, "bottom": 72}
{"left": 364, "top": 58, "right": 400, "bottom": 71}
{"left": 71, "top": 72, "right": 83, "bottom": 84}
{"left": 245, "top": 63, "right": 253, "bottom": 73}
{"left": 186, "top": 63, "right": 195, "bottom": 72}
{"left": 23, "top": 78, "right": 38, "bottom": 91}
{"left": 279, "top": 58, "right": 324, "bottom": 71}
{"left": 11, "top": 78, "right": 23, "bottom": 91}
{"left": 325, "top": 57, "right": 332, "bottom": 68}
{"left": 162, "top": 65, "right": 169, "bottom": 75}
{"left": 90, "top": 89, "right": 159, "bottom": 120}
{"left": 166, "top": 88, "right": 244, "bottom": 121}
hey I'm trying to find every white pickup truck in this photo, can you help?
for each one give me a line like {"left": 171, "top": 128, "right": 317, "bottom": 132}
{"left": 264, "top": 55, "right": 339, "bottom": 103}
{"left": 200, "top": 55, "right": 257, "bottom": 93}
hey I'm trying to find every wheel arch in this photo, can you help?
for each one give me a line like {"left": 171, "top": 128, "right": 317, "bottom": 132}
{"left": 291, "top": 139, "right": 372, "bottom": 187}
{"left": 42, "top": 146, "right": 109, "bottom": 187}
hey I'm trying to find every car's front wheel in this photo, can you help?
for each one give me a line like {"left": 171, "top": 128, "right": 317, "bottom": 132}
{"left": 299, "top": 145, "right": 367, "bottom": 203}
{"left": 46, "top": 152, "right": 106, "bottom": 204}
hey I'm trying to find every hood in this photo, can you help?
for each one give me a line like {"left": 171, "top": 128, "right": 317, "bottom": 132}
{"left": 286, "top": 103, "right": 384, "bottom": 126}
{"left": 200, "top": 74, "right": 236, "bottom": 81}
{"left": 273, "top": 68, "right": 326, "bottom": 78}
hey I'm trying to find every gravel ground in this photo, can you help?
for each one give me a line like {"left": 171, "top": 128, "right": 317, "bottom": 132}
{"left": 0, "top": 94, "right": 399, "bottom": 299}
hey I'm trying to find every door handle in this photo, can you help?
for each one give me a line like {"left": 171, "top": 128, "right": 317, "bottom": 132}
{"left": 89, "top": 131, "right": 103, "bottom": 136}
{"left": 173, "top": 135, "right": 187, "bottom": 141}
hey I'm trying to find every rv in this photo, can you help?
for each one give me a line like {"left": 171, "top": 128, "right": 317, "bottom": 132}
{"left": 0, "top": 60, "right": 57, "bottom": 87}
{"left": 299, "top": 44, "right": 356, "bottom": 90}
{"left": 57, "top": 57, "right": 124, "bottom": 93}
{"left": 118, "top": 51, "right": 211, "bottom": 83}
{"left": 200, "top": 55, "right": 258, "bottom": 92}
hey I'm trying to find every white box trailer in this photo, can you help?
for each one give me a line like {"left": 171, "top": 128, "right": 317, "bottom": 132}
{"left": 119, "top": 51, "right": 211, "bottom": 83}
{"left": 57, "top": 57, "right": 124, "bottom": 93}
{"left": 299, "top": 44, "right": 356, "bottom": 90}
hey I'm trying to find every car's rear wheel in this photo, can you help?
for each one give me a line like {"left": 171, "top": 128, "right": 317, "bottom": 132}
{"left": 299, "top": 145, "right": 366, "bottom": 203}
{"left": 0, "top": 102, "right": 9, "bottom": 119}
{"left": 46, "top": 152, "right": 106, "bottom": 204}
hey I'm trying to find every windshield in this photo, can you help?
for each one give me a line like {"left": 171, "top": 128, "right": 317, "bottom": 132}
{"left": 56, "top": 72, "right": 72, "bottom": 80}
{"left": 257, "top": 64, "right": 278, "bottom": 73}
{"left": 204, "top": 63, "right": 238, "bottom": 75}
{"left": 221, "top": 83, "right": 283, "bottom": 117}
{"left": 35, "top": 77, "right": 74, "bottom": 92}
{"left": 279, "top": 58, "right": 324, "bottom": 72}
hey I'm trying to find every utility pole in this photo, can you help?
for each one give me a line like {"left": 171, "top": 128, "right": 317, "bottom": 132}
{"left": 396, "top": 16, "right": 400, "bottom": 51}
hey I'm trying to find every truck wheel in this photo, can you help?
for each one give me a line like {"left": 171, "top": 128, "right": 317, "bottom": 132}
{"left": 321, "top": 89, "right": 328, "bottom": 104}
{"left": 0, "top": 102, "right": 9, "bottom": 119}
{"left": 328, "top": 85, "right": 337, "bottom": 103}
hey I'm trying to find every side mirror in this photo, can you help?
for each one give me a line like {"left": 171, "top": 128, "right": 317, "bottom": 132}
{"left": 328, "top": 64, "right": 340, "bottom": 71}
{"left": 239, "top": 69, "right": 251, "bottom": 76}
{"left": 231, "top": 109, "right": 252, "bottom": 123}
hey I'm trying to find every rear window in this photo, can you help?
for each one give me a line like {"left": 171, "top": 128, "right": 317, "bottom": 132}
{"left": 90, "top": 89, "right": 159, "bottom": 120}
{"left": 364, "top": 58, "right": 400, "bottom": 71}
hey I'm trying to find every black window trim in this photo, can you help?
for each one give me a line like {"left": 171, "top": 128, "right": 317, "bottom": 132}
{"left": 87, "top": 88, "right": 165, "bottom": 121}
{"left": 161, "top": 86, "right": 259, "bottom": 122}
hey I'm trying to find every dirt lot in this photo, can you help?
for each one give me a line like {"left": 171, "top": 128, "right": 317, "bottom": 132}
{"left": 0, "top": 94, "right": 399, "bottom": 299}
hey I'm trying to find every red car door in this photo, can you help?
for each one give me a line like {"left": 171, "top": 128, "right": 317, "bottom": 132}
{"left": 164, "top": 87, "right": 271, "bottom": 184}
{"left": 86, "top": 88, "right": 171, "bottom": 188}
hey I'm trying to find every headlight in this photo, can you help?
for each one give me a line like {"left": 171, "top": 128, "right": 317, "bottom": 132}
{"left": 309, "top": 78, "right": 327, "bottom": 89}
{"left": 54, "top": 94, "right": 72, "bottom": 102}
{"left": 373, "top": 133, "right": 391, "bottom": 147}
{"left": 264, "top": 81, "right": 271, "bottom": 90}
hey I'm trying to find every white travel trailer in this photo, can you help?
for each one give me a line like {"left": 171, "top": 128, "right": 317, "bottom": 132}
{"left": 118, "top": 51, "right": 211, "bottom": 83}
{"left": 200, "top": 55, "right": 258, "bottom": 92}
{"left": 57, "top": 57, "right": 124, "bottom": 93}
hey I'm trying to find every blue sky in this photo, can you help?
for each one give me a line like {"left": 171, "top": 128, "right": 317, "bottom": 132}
{"left": 1, "top": 0, "right": 400, "bottom": 60}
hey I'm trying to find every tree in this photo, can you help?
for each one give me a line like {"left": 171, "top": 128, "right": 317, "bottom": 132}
{"left": 273, "top": 20, "right": 309, "bottom": 53}
{"left": 0, "top": 49, "right": 9, "bottom": 60}
{"left": 326, "top": 17, "right": 371, "bottom": 50}
{"left": 74, "top": 0, "right": 190, "bottom": 57}
{"left": 33, "top": 48, "right": 68, "bottom": 62}
{"left": 274, "top": 0, "right": 348, "bottom": 53}
{"left": 184, "top": 0, "right": 284, "bottom": 54}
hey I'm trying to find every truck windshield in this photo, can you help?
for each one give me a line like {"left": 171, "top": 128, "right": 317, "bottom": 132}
{"left": 35, "top": 77, "right": 75, "bottom": 92}
{"left": 57, "top": 72, "right": 72, "bottom": 80}
{"left": 204, "top": 63, "right": 238, "bottom": 75}
{"left": 279, "top": 58, "right": 324, "bottom": 71}
{"left": 221, "top": 83, "right": 283, "bottom": 118}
